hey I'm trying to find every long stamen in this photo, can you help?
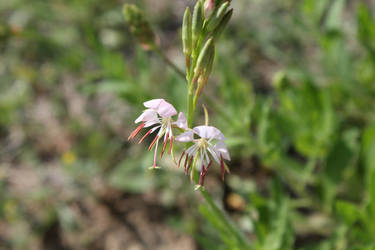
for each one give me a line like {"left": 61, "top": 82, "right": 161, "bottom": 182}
{"left": 160, "top": 132, "right": 169, "bottom": 159}
{"left": 178, "top": 150, "right": 186, "bottom": 168}
{"left": 153, "top": 137, "right": 159, "bottom": 167}
{"left": 199, "top": 164, "right": 205, "bottom": 186}
{"left": 128, "top": 123, "right": 145, "bottom": 140}
{"left": 148, "top": 135, "right": 159, "bottom": 151}
{"left": 199, "top": 160, "right": 212, "bottom": 187}
{"left": 206, "top": 160, "right": 212, "bottom": 170}
{"left": 168, "top": 136, "right": 174, "bottom": 154}
{"left": 183, "top": 154, "right": 189, "bottom": 174}
{"left": 186, "top": 156, "right": 193, "bottom": 174}
{"left": 138, "top": 129, "right": 152, "bottom": 144}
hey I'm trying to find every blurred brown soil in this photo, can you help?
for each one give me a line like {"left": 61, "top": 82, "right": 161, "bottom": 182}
{"left": 0, "top": 164, "right": 196, "bottom": 250}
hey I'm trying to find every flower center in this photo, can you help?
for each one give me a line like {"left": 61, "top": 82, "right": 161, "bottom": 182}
{"left": 197, "top": 138, "right": 208, "bottom": 149}
{"left": 161, "top": 117, "right": 172, "bottom": 127}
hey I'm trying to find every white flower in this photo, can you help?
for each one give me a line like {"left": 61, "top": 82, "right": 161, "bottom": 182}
{"left": 176, "top": 125, "right": 230, "bottom": 186}
{"left": 128, "top": 99, "right": 187, "bottom": 168}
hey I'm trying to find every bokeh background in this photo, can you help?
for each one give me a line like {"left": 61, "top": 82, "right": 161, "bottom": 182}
{"left": 1, "top": 0, "right": 375, "bottom": 249}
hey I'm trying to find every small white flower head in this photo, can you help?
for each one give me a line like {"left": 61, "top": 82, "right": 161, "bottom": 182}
{"left": 176, "top": 125, "right": 230, "bottom": 186}
{"left": 128, "top": 99, "right": 187, "bottom": 168}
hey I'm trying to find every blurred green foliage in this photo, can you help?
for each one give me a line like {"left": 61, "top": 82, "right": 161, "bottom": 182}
{"left": 1, "top": 0, "right": 375, "bottom": 249}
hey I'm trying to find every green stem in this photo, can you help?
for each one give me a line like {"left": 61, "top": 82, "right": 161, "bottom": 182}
{"left": 186, "top": 84, "right": 251, "bottom": 249}
{"left": 187, "top": 79, "right": 195, "bottom": 128}
{"left": 200, "top": 188, "right": 252, "bottom": 249}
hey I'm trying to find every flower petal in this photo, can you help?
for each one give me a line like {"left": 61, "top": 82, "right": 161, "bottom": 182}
{"left": 207, "top": 146, "right": 220, "bottom": 164}
{"left": 193, "top": 126, "right": 225, "bottom": 140}
{"left": 144, "top": 99, "right": 177, "bottom": 117}
{"left": 143, "top": 99, "right": 164, "bottom": 109}
{"left": 175, "top": 130, "right": 194, "bottom": 142}
{"left": 135, "top": 109, "right": 158, "bottom": 123}
{"left": 214, "top": 141, "right": 231, "bottom": 161}
{"left": 173, "top": 112, "right": 188, "bottom": 130}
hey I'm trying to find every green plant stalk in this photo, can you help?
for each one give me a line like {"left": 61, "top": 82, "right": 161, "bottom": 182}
{"left": 187, "top": 81, "right": 196, "bottom": 128}
{"left": 186, "top": 82, "right": 252, "bottom": 249}
{"left": 184, "top": 5, "right": 251, "bottom": 247}
{"left": 200, "top": 188, "right": 252, "bottom": 249}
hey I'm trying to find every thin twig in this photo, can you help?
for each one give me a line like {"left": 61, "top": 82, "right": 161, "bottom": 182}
{"left": 154, "top": 47, "right": 186, "bottom": 79}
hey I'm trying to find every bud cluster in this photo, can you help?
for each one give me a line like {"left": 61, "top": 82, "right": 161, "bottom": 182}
{"left": 182, "top": 0, "right": 233, "bottom": 106}
{"left": 124, "top": 1, "right": 233, "bottom": 189}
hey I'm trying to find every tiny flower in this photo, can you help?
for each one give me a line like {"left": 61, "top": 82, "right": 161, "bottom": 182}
{"left": 176, "top": 125, "right": 230, "bottom": 187}
{"left": 128, "top": 99, "right": 187, "bottom": 168}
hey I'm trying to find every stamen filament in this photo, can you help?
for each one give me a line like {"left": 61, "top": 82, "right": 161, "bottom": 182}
{"left": 153, "top": 137, "right": 159, "bottom": 167}
{"left": 178, "top": 150, "right": 186, "bottom": 168}
{"left": 138, "top": 129, "right": 152, "bottom": 144}
{"left": 128, "top": 123, "right": 145, "bottom": 140}
{"left": 148, "top": 135, "right": 159, "bottom": 151}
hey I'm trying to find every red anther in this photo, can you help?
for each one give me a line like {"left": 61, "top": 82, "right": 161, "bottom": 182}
{"left": 186, "top": 156, "right": 193, "bottom": 173}
{"left": 168, "top": 137, "right": 174, "bottom": 154}
{"left": 199, "top": 161, "right": 212, "bottom": 186}
{"left": 138, "top": 129, "right": 152, "bottom": 144}
{"left": 164, "top": 132, "right": 169, "bottom": 142}
{"left": 128, "top": 123, "right": 145, "bottom": 140}
{"left": 178, "top": 150, "right": 186, "bottom": 168}
{"left": 160, "top": 137, "right": 168, "bottom": 159}
{"left": 148, "top": 135, "right": 159, "bottom": 151}
{"left": 199, "top": 163, "right": 205, "bottom": 186}
{"left": 205, "top": 160, "right": 212, "bottom": 174}
{"left": 183, "top": 154, "right": 189, "bottom": 174}
{"left": 199, "top": 169, "right": 205, "bottom": 186}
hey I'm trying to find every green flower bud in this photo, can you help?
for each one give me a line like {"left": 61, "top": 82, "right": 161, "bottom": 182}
{"left": 212, "top": 8, "right": 233, "bottom": 39}
{"left": 192, "top": 1, "right": 204, "bottom": 49}
{"left": 123, "top": 4, "right": 156, "bottom": 50}
{"left": 182, "top": 7, "right": 192, "bottom": 58}
{"left": 194, "top": 37, "right": 215, "bottom": 81}
{"left": 207, "top": 2, "right": 229, "bottom": 32}
{"left": 204, "top": 0, "right": 215, "bottom": 18}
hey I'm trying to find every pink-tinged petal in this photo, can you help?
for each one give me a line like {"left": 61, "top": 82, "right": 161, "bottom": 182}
{"left": 157, "top": 101, "right": 177, "bottom": 117}
{"left": 214, "top": 141, "right": 231, "bottom": 161}
{"left": 135, "top": 109, "right": 158, "bottom": 123}
{"left": 173, "top": 112, "right": 188, "bottom": 130}
{"left": 144, "top": 120, "right": 159, "bottom": 128}
{"left": 193, "top": 126, "right": 225, "bottom": 140}
{"left": 143, "top": 99, "right": 164, "bottom": 109}
{"left": 175, "top": 130, "right": 194, "bottom": 142}
{"left": 207, "top": 146, "right": 220, "bottom": 164}
{"left": 144, "top": 99, "right": 177, "bottom": 117}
